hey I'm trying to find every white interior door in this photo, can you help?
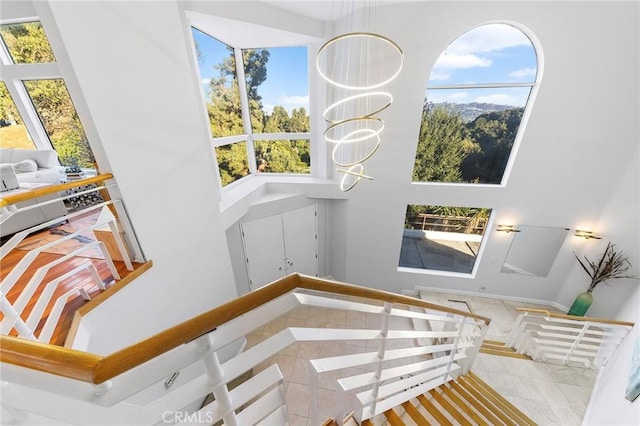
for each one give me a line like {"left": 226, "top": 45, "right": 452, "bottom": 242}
{"left": 282, "top": 204, "right": 318, "bottom": 278}
{"left": 241, "top": 214, "right": 286, "bottom": 290}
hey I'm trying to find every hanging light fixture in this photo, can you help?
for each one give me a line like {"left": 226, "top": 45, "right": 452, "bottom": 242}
{"left": 316, "top": 4, "right": 404, "bottom": 192}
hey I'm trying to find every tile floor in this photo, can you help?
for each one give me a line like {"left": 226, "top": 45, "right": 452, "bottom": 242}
{"left": 245, "top": 290, "right": 597, "bottom": 425}
{"left": 419, "top": 290, "right": 597, "bottom": 426}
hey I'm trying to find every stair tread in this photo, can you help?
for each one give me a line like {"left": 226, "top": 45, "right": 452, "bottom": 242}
{"left": 417, "top": 393, "right": 453, "bottom": 426}
{"left": 401, "top": 400, "right": 429, "bottom": 425}
{"left": 480, "top": 347, "right": 533, "bottom": 359}
{"left": 483, "top": 339, "right": 506, "bottom": 346}
{"left": 383, "top": 408, "right": 405, "bottom": 426}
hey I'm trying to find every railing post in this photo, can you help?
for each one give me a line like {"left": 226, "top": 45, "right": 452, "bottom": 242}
{"left": 1, "top": 295, "right": 36, "bottom": 340}
{"left": 506, "top": 312, "right": 526, "bottom": 347}
{"left": 196, "top": 334, "right": 237, "bottom": 426}
{"left": 309, "top": 362, "right": 320, "bottom": 426}
{"left": 461, "top": 320, "right": 489, "bottom": 374}
{"left": 444, "top": 315, "right": 465, "bottom": 380}
{"left": 368, "top": 302, "right": 392, "bottom": 417}
{"left": 562, "top": 321, "right": 590, "bottom": 366}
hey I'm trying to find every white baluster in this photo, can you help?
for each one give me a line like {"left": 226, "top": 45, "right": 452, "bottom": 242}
{"left": 196, "top": 334, "right": 237, "bottom": 426}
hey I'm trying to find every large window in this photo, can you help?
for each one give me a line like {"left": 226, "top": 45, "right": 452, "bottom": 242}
{"left": 412, "top": 24, "right": 538, "bottom": 185}
{"left": 0, "top": 21, "right": 95, "bottom": 168}
{"left": 191, "top": 27, "right": 310, "bottom": 187}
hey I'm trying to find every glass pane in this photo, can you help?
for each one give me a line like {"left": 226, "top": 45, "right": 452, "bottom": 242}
{"left": 0, "top": 21, "right": 56, "bottom": 64}
{"left": 413, "top": 87, "right": 529, "bottom": 184}
{"left": 0, "top": 81, "right": 36, "bottom": 149}
{"left": 23, "top": 79, "right": 95, "bottom": 167}
{"left": 191, "top": 27, "right": 244, "bottom": 137}
{"left": 254, "top": 139, "right": 310, "bottom": 174}
{"left": 399, "top": 204, "right": 492, "bottom": 274}
{"left": 429, "top": 23, "right": 536, "bottom": 85}
{"left": 215, "top": 141, "right": 250, "bottom": 186}
{"left": 242, "top": 46, "right": 309, "bottom": 134}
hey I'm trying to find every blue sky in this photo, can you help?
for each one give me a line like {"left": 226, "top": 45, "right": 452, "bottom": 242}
{"left": 193, "top": 23, "right": 536, "bottom": 114}
{"left": 428, "top": 24, "right": 537, "bottom": 107}
{"left": 192, "top": 28, "right": 309, "bottom": 115}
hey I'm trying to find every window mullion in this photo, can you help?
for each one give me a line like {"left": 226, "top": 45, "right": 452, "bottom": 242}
{"left": 234, "top": 47, "right": 256, "bottom": 175}
{"left": 1, "top": 62, "right": 60, "bottom": 80}
{"left": 4, "top": 78, "right": 54, "bottom": 151}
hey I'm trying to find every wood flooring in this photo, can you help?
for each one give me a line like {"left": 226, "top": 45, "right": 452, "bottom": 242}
{"left": 1, "top": 234, "right": 146, "bottom": 347}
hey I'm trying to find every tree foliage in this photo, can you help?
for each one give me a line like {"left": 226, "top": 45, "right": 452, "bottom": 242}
{"left": 202, "top": 46, "right": 310, "bottom": 184}
{"left": 0, "top": 22, "right": 95, "bottom": 167}
{"left": 215, "top": 143, "right": 250, "bottom": 186}
{"left": 412, "top": 102, "right": 472, "bottom": 183}
{"left": 461, "top": 108, "right": 523, "bottom": 184}
{"left": 413, "top": 100, "right": 524, "bottom": 185}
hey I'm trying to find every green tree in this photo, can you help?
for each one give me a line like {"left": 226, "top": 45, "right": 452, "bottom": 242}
{"left": 0, "top": 22, "right": 55, "bottom": 64}
{"left": 412, "top": 102, "right": 474, "bottom": 182}
{"left": 0, "top": 22, "right": 95, "bottom": 166}
{"left": 461, "top": 108, "right": 523, "bottom": 183}
{"left": 215, "top": 143, "right": 249, "bottom": 186}
{"left": 264, "top": 106, "right": 290, "bottom": 133}
{"left": 289, "top": 107, "right": 310, "bottom": 132}
{"left": 0, "top": 82, "right": 22, "bottom": 125}
{"left": 202, "top": 44, "right": 310, "bottom": 178}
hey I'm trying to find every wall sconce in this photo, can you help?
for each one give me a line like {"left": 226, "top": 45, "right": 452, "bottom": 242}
{"left": 574, "top": 230, "right": 601, "bottom": 240}
{"left": 496, "top": 225, "right": 520, "bottom": 233}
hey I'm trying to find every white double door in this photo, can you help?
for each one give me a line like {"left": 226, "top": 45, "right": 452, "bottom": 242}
{"left": 241, "top": 204, "right": 318, "bottom": 290}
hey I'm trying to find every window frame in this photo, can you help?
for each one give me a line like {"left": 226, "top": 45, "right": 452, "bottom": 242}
{"left": 0, "top": 20, "right": 59, "bottom": 152}
{"left": 0, "top": 18, "right": 95, "bottom": 170}
{"left": 413, "top": 22, "right": 542, "bottom": 188}
{"left": 189, "top": 24, "right": 312, "bottom": 190}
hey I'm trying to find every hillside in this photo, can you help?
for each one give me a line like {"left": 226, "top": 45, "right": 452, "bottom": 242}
{"left": 434, "top": 102, "right": 518, "bottom": 122}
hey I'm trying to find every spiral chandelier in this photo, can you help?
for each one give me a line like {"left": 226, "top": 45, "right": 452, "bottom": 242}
{"left": 317, "top": 30, "right": 403, "bottom": 191}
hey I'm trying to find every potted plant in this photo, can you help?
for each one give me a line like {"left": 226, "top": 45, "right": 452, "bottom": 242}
{"left": 568, "top": 241, "right": 638, "bottom": 316}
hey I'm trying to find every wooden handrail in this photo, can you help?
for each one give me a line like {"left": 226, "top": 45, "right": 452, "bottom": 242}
{"left": 0, "top": 335, "right": 101, "bottom": 382}
{"left": 0, "top": 173, "right": 114, "bottom": 208}
{"left": 297, "top": 275, "right": 491, "bottom": 325}
{"left": 1, "top": 273, "right": 491, "bottom": 385}
{"left": 91, "top": 273, "right": 301, "bottom": 383}
{"left": 515, "top": 307, "right": 635, "bottom": 327}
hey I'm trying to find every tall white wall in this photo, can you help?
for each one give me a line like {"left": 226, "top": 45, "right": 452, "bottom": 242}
{"left": 34, "top": 0, "right": 239, "bottom": 352}
{"left": 324, "top": 1, "right": 639, "bottom": 305}
{"left": 576, "top": 143, "right": 640, "bottom": 426}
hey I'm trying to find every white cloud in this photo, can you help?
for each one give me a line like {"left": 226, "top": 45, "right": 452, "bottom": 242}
{"left": 262, "top": 104, "right": 274, "bottom": 115}
{"left": 431, "top": 24, "right": 531, "bottom": 74}
{"left": 474, "top": 93, "right": 517, "bottom": 105}
{"left": 433, "top": 53, "right": 492, "bottom": 70}
{"left": 428, "top": 91, "right": 469, "bottom": 103}
{"left": 508, "top": 68, "right": 537, "bottom": 78}
{"left": 429, "top": 71, "right": 451, "bottom": 81}
{"left": 447, "top": 24, "right": 531, "bottom": 55}
{"left": 201, "top": 78, "right": 211, "bottom": 85}
{"left": 278, "top": 95, "right": 309, "bottom": 107}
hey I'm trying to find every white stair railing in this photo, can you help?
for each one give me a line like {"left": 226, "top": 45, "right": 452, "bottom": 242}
{"left": 0, "top": 274, "right": 490, "bottom": 425}
{"left": 1, "top": 175, "right": 145, "bottom": 343}
{"left": 506, "top": 308, "right": 634, "bottom": 368}
{"left": 305, "top": 294, "right": 487, "bottom": 424}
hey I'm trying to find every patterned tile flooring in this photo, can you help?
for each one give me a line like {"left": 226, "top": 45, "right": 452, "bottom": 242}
{"left": 245, "top": 291, "right": 597, "bottom": 425}
{"left": 420, "top": 290, "right": 597, "bottom": 426}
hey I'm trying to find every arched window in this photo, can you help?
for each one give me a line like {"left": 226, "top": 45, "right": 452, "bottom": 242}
{"left": 412, "top": 23, "right": 539, "bottom": 185}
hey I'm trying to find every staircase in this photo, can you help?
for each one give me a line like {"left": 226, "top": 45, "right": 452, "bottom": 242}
{"left": 0, "top": 175, "right": 147, "bottom": 346}
{"left": 355, "top": 371, "right": 535, "bottom": 426}
{"left": 480, "top": 339, "right": 532, "bottom": 360}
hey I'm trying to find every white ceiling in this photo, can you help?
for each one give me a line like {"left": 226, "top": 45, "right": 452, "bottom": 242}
{"left": 258, "top": 0, "right": 401, "bottom": 22}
